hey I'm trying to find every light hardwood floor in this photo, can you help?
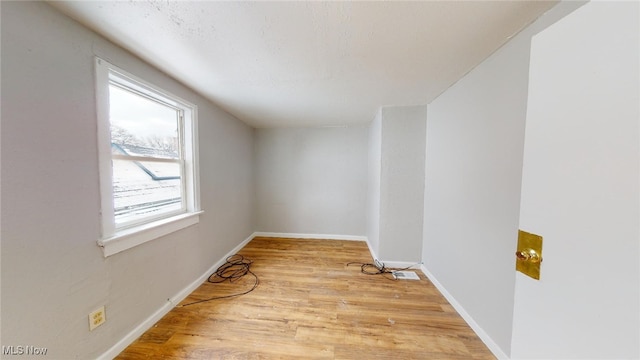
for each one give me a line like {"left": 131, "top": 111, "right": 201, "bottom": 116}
{"left": 116, "top": 237, "right": 495, "bottom": 359}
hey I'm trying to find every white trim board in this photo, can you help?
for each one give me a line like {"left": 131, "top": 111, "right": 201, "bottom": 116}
{"left": 363, "top": 237, "right": 421, "bottom": 269}
{"left": 420, "top": 265, "right": 508, "bottom": 360}
{"left": 97, "top": 233, "right": 255, "bottom": 360}
{"left": 380, "top": 260, "right": 423, "bottom": 269}
{"left": 253, "top": 232, "right": 367, "bottom": 242}
{"left": 364, "top": 237, "right": 379, "bottom": 262}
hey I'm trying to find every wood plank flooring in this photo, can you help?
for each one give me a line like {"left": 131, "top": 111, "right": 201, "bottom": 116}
{"left": 116, "top": 237, "right": 495, "bottom": 359}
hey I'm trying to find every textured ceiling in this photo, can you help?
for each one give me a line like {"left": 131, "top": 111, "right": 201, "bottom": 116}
{"left": 51, "top": 1, "right": 557, "bottom": 128}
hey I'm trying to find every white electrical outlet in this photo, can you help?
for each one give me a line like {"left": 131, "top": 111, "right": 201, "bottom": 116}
{"left": 89, "top": 306, "right": 106, "bottom": 331}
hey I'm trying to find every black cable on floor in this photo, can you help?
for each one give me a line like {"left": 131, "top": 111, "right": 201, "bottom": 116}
{"left": 179, "top": 254, "right": 259, "bottom": 307}
{"left": 347, "top": 261, "right": 420, "bottom": 281}
{"left": 347, "top": 261, "right": 396, "bottom": 280}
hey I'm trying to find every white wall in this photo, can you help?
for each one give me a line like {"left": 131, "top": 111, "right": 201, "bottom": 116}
{"left": 512, "top": 2, "right": 639, "bottom": 358}
{"left": 378, "top": 106, "right": 426, "bottom": 263}
{"left": 366, "top": 110, "right": 383, "bottom": 255}
{"left": 422, "top": 2, "right": 584, "bottom": 356}
{"left": 0, "top": 2, "right": 254, "bottom": 358}
{"left": 254, "top": 126, "right": 368, "bottom": 236}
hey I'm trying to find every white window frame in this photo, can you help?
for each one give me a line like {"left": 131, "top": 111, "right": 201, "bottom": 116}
{"left": 95, "top": 57, "right": 201, "bottom": 257}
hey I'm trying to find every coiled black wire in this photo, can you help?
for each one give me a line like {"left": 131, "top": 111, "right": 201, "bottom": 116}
{"left": 347, "top": 261, "right": 395, "bottom": 280}
{"left": 347, "top": 261, "right": 419, "bottom": 281}
{"left": 179, "top": 254, "right": 259, "bottom": 307}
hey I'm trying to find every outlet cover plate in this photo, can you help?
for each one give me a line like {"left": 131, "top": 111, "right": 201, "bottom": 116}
{"left": 89, "top": 306, "right": 106, "bottom": 331}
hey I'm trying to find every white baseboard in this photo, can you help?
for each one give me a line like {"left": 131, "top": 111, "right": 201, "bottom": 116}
{"left": 380, "top": 260, "right": 423, "bottom": 269}
{"left": 364, "top": 238, "right": 379, "bottom": 262}
{"left": 97, "top": 233, "right": 255, "bottom": 360}
{"left": 362, "top": 238, "right": 421, "bottom": 269}
{"left": 420, "top": 265, "right": 509, "bottom": 360}
{"left": 253, "top": 232, "right": 367, "bottom": 242}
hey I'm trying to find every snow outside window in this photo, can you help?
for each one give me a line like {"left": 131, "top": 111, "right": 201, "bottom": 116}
{"left": 95, "top": 58, "right": 201, "bottom": 257}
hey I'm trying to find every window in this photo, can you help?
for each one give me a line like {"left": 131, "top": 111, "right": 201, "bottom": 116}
{"left": 95, "top": 58, "right": 200, "bottom": 256}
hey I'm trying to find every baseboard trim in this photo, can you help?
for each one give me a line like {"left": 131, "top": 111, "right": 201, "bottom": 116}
{"left": 253, "top": 232, "right": 367, "bottom": 242}
{"left": 362, "top": 239, "right": 421, "bottom": 269}
{"left": 420, "top": 265, "right": 509, "bottom": 360}
{"left": 381, "top": 260, "right": 423, "bottom": 269}
{"left": 364, "top": 238, "right": 379, "bottom": 262}
{"left": 97, "top": 233, "right": 255, "bottom": 360}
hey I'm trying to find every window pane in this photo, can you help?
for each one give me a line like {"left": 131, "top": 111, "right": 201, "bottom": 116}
{"left": 109, "top": 84, "right": 180, "bottom": 160}
{"left": 112, "top": 159, "right": 183, "bottom": 225}
{"left": 108, "top": 83, "right": 185, "bottom": 227}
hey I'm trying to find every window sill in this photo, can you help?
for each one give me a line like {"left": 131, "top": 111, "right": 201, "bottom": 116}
{"left": 98, "top": 211, "right": 203, "bottom": 257}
